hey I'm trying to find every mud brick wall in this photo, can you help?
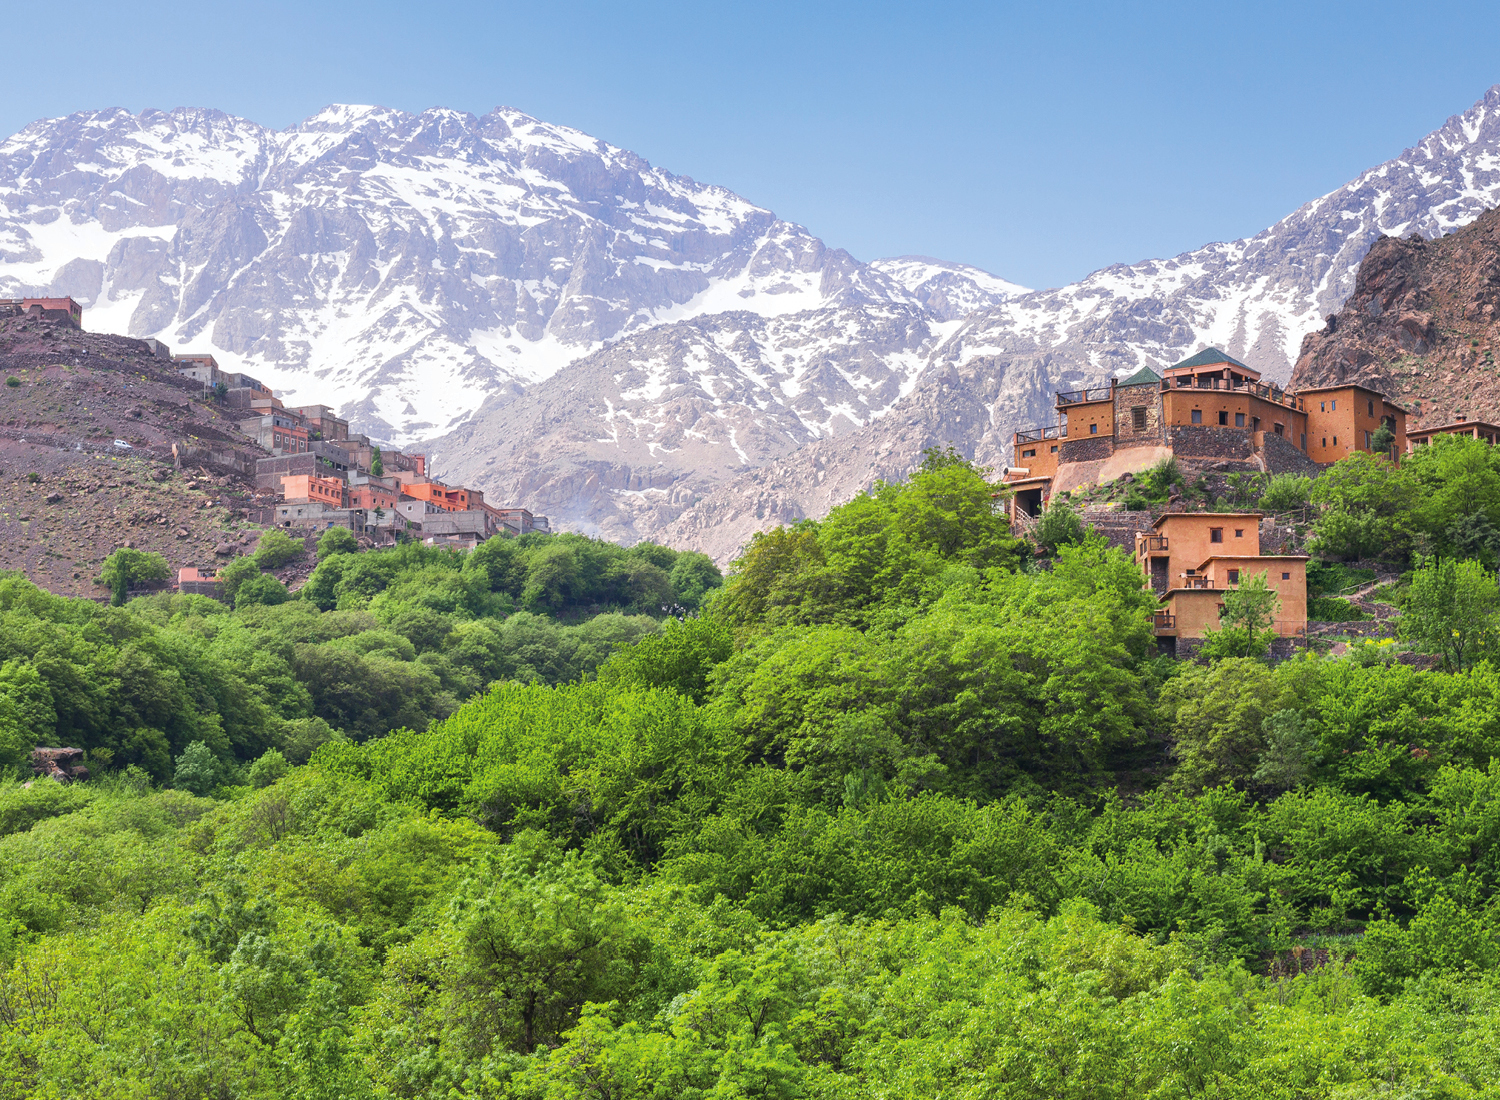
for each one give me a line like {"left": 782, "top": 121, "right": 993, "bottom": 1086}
{"left": 1113, "top": 382, "right": 1165, "bottom": 446}
{"left": 1166, "top": 425, "right": 1255, "bottom": 460}
{"left": 1058, "top": 435, "right": 1115, "bottom": 463}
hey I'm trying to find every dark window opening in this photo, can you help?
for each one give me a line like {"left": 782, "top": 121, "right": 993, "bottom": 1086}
{"left": 1090, "top": 423, "right": 1098, "bottom": 434}
{"left": 1210, "top": 528, "right": 1224, "bottom": 543}
{"left": 1228, "top": 569, "right": 1240, "bottom": 584}
{"left": 1218, "top": 411, "right": 1229, "bottom": 426}
{"left": 1235, "top": 412, "right": 1246, "bottom": 427}
{"left": 1191, "top": 409, "right": 1202, "bottom": 424}
{"left": 1022, "top": 448, "right": 1036, "bottom": 458}
{"left": 1132, "top": 406, "right": 1147, "bottom": 430}
{"left": 1234, "top": 529, "right": 1244, "bottom": 537}
{"left": 1274, "top": 422, "right": 1284, "bottom": 436}
{"left": 1282, "top": 572, "right": 1290, "bottom": 580}
{"left": 1368, "top": 399, "right": 1375, "bottom": 416}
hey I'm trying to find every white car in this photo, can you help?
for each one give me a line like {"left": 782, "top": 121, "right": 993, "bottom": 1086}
{"left": 112, "top": 439, "right": 133, "bottom": 450}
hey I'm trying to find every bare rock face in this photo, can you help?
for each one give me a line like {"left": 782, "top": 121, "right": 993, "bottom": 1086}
{"left": 1290, "top": 205, "right": 1500, "bottom": 427}
{"left": 31, "top": 747, "right": 87, "bottom": 783}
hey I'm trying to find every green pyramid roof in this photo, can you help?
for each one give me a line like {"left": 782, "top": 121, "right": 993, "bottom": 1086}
{"left": 1118, "top": 366, "right": 1163, "bottom": 387}
{"left": 1169, "top": 347, "right": 1251, "bottom": 372}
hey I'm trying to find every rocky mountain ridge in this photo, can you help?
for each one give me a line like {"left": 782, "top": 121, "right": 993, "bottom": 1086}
{"left": 0, "top": 104, "right": 1019, "bottom": 448}
{"left": 13, "top": 90, "right": 1500, "bottom": 560}
{"left": 1290, "top": 205, "right": 1500, "bottom": 426}
{"left": 436, "top": 86, "right": 1500, "bottom": 557}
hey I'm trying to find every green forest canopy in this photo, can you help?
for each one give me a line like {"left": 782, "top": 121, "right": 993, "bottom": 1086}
{"left": 2, "top": 447, "right": 1500, "bottom": 1096}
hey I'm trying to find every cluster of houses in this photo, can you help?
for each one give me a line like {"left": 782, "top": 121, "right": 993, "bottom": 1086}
{"left": 159, "top": 346, "right": 548, "bottom": 549}
{"left": 1008, "top": 346, "right": 1500, "bottom": 653}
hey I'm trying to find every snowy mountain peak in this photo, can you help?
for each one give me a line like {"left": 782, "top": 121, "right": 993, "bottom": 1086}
{"left": 0, "top": 103, "right": 960, "bottom": 443}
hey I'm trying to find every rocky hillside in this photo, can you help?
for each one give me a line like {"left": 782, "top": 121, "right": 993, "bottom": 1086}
{"left": 1290, "top": 205, "right": 1500, "bottom": 426}
{"left": 0, "top": 314, "right": 273, "bottom": 597}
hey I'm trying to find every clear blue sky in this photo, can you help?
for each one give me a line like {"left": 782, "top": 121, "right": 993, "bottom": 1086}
{"left": 2, "top": 0, "right": 1498, "bottom": 290}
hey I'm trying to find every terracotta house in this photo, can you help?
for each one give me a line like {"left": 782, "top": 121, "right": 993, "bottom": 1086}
{"left": 1407, "top": 416, "right": 1500, "bottom": 449}
{"left": 21, "top": 297, "right": 82, "bottom": 327}
{"left": 280, "top": 474, "right": 347, "bottom": 507}
{"left": 1300, "top": 384, "right": 1408, "bottom": 463}
{"left": 1136, "top": 512, "right": 1308, "bottom": 650}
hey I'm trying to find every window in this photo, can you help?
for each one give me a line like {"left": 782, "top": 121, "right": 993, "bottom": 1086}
{"left": 1322, "top": 437, "right": 1327, "bottom": 448}
{"left": 1301, "top": 433, "right": 1307, "bottom": 449}
{"left": 1210, "top": 528, "right": 1224, "bottom": 543}
{"left": 1332, "top": 399, "right": 1337, "bottom": 411}
{"left": 1282, "top": 572, "right": 1290, "bottom": 580}
{"left": 1218, "top": 411, "right": 1229, "bottom": 425}
{"left": 1234, "top": 529, "right": 1244, "bottom": 538}
{"left": 1320, "top": 401, "right": 1325, "bottom": 412}
{"left": 1050, "top": 444, "right": 1058, "bottom": 453}
{"left": 1089, "top": 423, "right": 1098, "bottom": 434}
{"left": 1274, "top": 422, "right": 1284, "bottom": 436}
{"left": 1022, "top": 448, "right": 1036, "bottom": 458}
{"left": 1364, "top": 431, "right": 1373, "bottom": 450}
{"left": 1132, "top": 406, "right": 1147, "bottom": 430}
{"left": 1333, "top": 436, "right": 1339, "bottom": 446}
{"left": 1191, "top": 409, "right": 1202, "bottom": 424}
{"left": 1228, "top": 569, "right": 1240, "bottom": 584}
{"left": 1368, "top": 399, "right": 1375, "bottom": 416}
{"left": 1235, "top": 412, "right": 1246, "bottom": 427}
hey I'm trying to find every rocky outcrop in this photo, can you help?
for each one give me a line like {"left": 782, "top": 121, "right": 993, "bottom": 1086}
{"left": 1290, "top": 205, "right": 1500, "bottom": 427}
{"left": 31, "top": 747, "right": 87, "bottom": 782}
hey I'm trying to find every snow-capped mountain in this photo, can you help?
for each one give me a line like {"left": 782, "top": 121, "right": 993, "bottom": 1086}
{"left": 10, "top": 87, "right": 1500, "bottom": 559}
{"left": 431, "top": 85, "right": 1500, "bottom": 556}
{"left": 0, "top": 103, "right": 942, "bottom": 443}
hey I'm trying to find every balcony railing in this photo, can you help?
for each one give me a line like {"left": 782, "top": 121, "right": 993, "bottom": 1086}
{"left": 1182, "top": 577, "right": 1218, "bottom": 589}
{"left": 1153, "top": 612, "right": 1176, "bottom": 632}
{"left": 1055, "top": 388, "right": 1114, "bottom": 405}
{"left": 1138, "top": 535, "right": 1168, "bottom": 554}
{"left": 1162, "top": 376, "right": 1299, "bottom": 409}
{"left": 1014, "top": 424, "right": 1063, "bottom": 444}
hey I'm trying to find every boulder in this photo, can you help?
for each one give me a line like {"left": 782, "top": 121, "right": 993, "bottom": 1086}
{"left": 31, "top": 747, "right": 88, "bottom": 783}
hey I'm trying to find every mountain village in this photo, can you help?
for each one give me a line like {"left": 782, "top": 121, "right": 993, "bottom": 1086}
{"left": 1003, "top": 345, "right": 1496, "bottom": 656}
{"left": 1, "top": 295, "right": 548, "bottom": 601}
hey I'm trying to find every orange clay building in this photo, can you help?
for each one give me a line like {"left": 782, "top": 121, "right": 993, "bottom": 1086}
{"left": 348, "top": 482, "right": 400, "bottom": 512}
{"left": 401, "top": 480, "right": 485, "bottom": 513}
{"left": 280, "top": 474, "right": 347, "bottom": 507}
{"left": 1407, "top": 416, "right": 1500, "bottom": 449}
{"left": 1003, "top": 347, "right": 1408, "bottom": 521}
{"left": 1299, "top": 384, "right": 1408, "bottom": 463}
{"left": 1134, "top": 512, "right": 1308, "bottom": 652}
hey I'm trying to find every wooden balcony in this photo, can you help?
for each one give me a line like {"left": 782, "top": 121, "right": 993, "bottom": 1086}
{"left": 1139, "top": 535, "right": 1168, "bottom": 555}
{"left": 1153, "top": 612, "right": 1176, "bottom": 633}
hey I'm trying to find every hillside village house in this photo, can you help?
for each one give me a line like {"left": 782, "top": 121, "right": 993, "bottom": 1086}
{"left": 1004, "top": 347, "right": 1409, "bottom": 520}
{"left": 1133, "top": 513, "right": 1308, "bottom": 653}
{"left": 1407, "top": 416, "right": 1500, "bottom": 448}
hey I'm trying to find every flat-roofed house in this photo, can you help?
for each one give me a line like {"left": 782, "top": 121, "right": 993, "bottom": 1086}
{"left": 1301, "top": 384, "right": 1408, "bottom": 462}
{"left": 1407, "top": 416, "right": 1500, "bottom": 449}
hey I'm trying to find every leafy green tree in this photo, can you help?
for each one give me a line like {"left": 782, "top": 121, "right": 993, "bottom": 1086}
{"left": 1400, "top": 555, "right": 1500, "bottom": 670}
{"left": 215, "top": 555, "right": 262, "bottom": 605}
{"left": 235, "top": 572, "right": 290, "bottom": 609}
{"left": 369, "top": 446, "right": 383, "bottom": 477}
{"left": 1035, "top": 498, "right": 1086, "bottom": 551}
{"left": 97, "top": 548, "right": 170, "bottom": 606}
{"left": 317, "top": 526, "right": 358, "bottom": 560}
{"left": 172, "top": 740, "right": 224, "bottom": 796}
{"left": 1161, "top": 658, "right": 1294, "bottom": 790}
{"left": 1253, "top": 709, "right": 1320, "bottom": 791}
{"left": 1199, "top": 573, "right": 1279, "bottom": 660}
{"left": 248, "top": 748, "right": 291, "bottom": 788}
{"left": 1258, "top": 472, "right": 1312, "bottom": 515}
{"left": 1372, "top": 424, "right": 1396, "bottom": 454}
{"left": 253, "top": 529, "right": 305, "bottom": 570}
{"left": 1309, "top": 451, "right": 1414, "bottom": 560}
{"left": 668, "top": 551, "right": 723, "bottom": 610}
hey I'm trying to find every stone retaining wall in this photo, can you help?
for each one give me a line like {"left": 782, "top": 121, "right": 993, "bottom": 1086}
{"left": 1058, "top": 435, "right": 1115, "bottom": 464}
{"left": 1166, "top": 425, "right": 1258, "bottom": 460}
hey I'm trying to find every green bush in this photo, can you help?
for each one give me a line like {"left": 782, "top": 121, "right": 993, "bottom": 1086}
{"left": 252, "top": 529, "right": 304, "bottom": 570}
{"left": 316, "top": 526, "right": 358, "bottom": 560}
{"left": 1307, "top": 596, "right": 1369, "bottom": 621}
